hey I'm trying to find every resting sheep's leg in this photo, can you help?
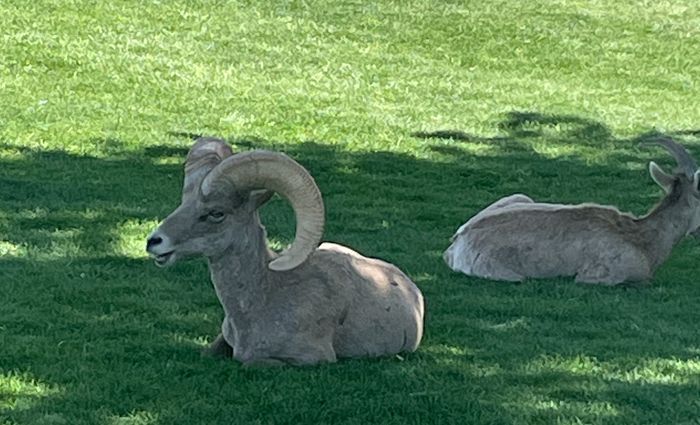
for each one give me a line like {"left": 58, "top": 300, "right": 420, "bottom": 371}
{"left": 241, "top": 358, "right": 288, "bottom": 368}
{"left": 485, "top": 267, "right": 525, "bottom": 283}
{"left": 200, "top": 333, "right": 233, "bottom": 358}
{"left": 276, "top": 342, "right": 337, "bottom": 366}
{"left": 237, "top": 336, "right": 337, "bottom": 367}
{"left": 475, "top": 249, "right": 526, "bottom": 282}
{"left": 574, "top": 272, "right": 620, "bottom": 286}
{"left": 574, "top": 260, "right": 616, "bottom": 285}
{"left": 575, "top": 253, "right": 650, "bottom": 286}
{"left": 240, "top": 351, "right": 336, "bottom": 367}
{"left": 240, "top": 351, "right": 337, "bottom": 367}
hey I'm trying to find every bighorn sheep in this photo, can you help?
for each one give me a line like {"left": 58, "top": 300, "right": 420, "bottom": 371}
{"left": 146, "top": 138, "right": 424, "bottom": 366}
{"left": 444, "top": 138, "right": 700, "bottom": 285}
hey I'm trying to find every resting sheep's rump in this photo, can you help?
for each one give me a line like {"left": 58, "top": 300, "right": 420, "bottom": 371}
{"left": 314, "top": 243, "right": 424, "bottom": 357}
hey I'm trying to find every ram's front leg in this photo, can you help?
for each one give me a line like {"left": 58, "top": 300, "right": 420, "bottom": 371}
{"left": 238, "top": 334, "right": 337, "bottom": 367}
{"left": 241, "top": 351, "right": 336, "bottom": 367}
{"left": 201, "top": 333, "right": 233, "bottom": 358}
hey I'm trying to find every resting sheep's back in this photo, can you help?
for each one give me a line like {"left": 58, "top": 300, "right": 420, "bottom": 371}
{"left": 446, "top": 202, "right": 647, "bottom": 281}
{"left": 307, "top": 243, "right": 424, "bottom": 358}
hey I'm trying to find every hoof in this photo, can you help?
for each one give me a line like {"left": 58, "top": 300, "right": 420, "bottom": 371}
{"left": 200, "top": 334, "right": 233, "bottom": 358}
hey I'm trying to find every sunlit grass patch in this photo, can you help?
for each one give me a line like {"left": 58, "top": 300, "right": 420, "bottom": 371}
{"left": 482, "top": 317, "right": 531, "bottom": 332}
{"left": 0, "top": 372, "right": 60, "bottom": 412}
{"left": 613, "top": 358, "right": 700, "bottom": 385}
{"left": 106, "top": 411, "right": 159, "bottom": 425}
{"left": 1, "top": 209, "right": 143, "bottom": 261}
{"left": 0, "top": 241, "right": 25, "bottom": 257}
{"left": 523, "top": 354, "right": 700, "bottom": 385}
{"left": 109, "top": 219, "right": 159, "bottom": 259}
{"left": 505, "top": 393, "right": 621, "bottom": 423}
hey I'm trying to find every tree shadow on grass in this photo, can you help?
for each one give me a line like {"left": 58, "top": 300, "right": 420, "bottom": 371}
{"left": 423, "top": 344, "right": 700, "bottom": 424}
{"left": 0, "top": 142, "right": 190, "bottom": 260}
{"left": 1, "top": 111, "right": 700, "bottom": 424}
{"left": 415, "top": 110, "right": 684, "bottom": 145}
{"left": 414, "top": 110, "right": 694, "bottom": 170}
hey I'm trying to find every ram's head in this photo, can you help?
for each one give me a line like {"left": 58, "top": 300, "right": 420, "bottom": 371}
{"left": 146, "top": 138, "right": 325, "bottom": 271}
{"left": 646, "top": 137, "right": 700, "bottom": 237}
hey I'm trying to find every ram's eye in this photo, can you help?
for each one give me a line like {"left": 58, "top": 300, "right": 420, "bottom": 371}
{"left": 207, "top": 211, "right": 226, "bottom": 222}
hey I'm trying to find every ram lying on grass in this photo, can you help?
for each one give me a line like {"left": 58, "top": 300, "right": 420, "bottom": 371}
{"left": 444, "top": 138, "right": 700, "bottom": 285}
{"left": 147, "top": 138, "right": 424, "bottom": 366}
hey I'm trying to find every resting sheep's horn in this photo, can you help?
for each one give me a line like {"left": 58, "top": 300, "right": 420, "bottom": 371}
{"left": 201, "top": 150, "right": 325, "bottom": 272}
{"left": 651, "top": 137, "right": 698, "bottom": 178}
{"left": 183, "top": 137, "right": 234, "bottom": 199}
{"left": 186, "top": 137, "right": 234, "bottom": 167}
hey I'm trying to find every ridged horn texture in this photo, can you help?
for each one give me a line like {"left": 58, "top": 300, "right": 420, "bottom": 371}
{"left": 183, "top": 138, "right": 234, "bottom": 197}
{"left": 652, "top": 137, "right": 698, "bottom": 178}
{"left": 201, "top": 150, "right": 325, "bottom": 271}
{"left": 185, "top": 137, "right": 233, "bottom": 176}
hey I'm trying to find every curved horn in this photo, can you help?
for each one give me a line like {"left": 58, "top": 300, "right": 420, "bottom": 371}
{"left": 651, "top": 137, "right": 698, "bottom": 178}
{"left": 201, "top": 150, "right": 325, "bottom": 272}
{"left": 185, "top": 137, "right": 233, "bottom": 174}
{"left": 183, "top": 137, "right": 233, "bottom": 198}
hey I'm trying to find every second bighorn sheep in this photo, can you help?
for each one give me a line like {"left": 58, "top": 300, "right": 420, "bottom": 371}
{"left": 444, "top": 138, "right": 700, "bottom": 285}
{"left": 147, "top": 138, "right": 424, "bottom": 366}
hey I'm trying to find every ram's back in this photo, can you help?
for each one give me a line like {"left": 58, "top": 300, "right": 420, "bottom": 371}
{"left": 446, "top": 202, "right": 645, "bottom": 281}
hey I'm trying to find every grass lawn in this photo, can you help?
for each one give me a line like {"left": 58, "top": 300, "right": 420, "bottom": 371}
{"left": 1, "top": 0, "right": 700, "bottom": 424}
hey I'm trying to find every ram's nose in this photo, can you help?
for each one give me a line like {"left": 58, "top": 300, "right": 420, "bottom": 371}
{"left": 146, "top": 230, "right": 171, "bottom": 254}
{"left": 146, "top": 235, "right": 163, "bottom": 251}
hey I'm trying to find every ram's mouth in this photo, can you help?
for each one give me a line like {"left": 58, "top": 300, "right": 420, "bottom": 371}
{"left": 153, "top": 251, "right": 175, "bottom": 267}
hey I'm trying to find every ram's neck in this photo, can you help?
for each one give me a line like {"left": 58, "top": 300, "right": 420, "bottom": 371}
{"left": 638, "top": 184, "right": 691, "bottom": 269}
{"left": 207, "top": 216, "right": 274, "bottom": 320}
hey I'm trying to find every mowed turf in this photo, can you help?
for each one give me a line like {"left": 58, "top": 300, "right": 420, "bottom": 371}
{"left": 1, "top": 1, "right": 700, "bottom": 424}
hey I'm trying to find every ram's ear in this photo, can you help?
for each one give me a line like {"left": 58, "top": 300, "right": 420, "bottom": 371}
{"left": 249, "top": 189, "right": 275, "bottom": 210}
{"left": 649, "top": 161, "right": 675, "bottom": 193}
